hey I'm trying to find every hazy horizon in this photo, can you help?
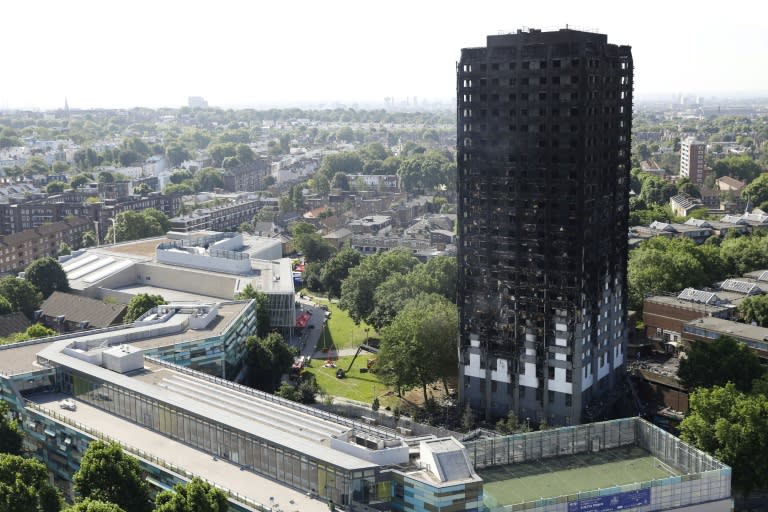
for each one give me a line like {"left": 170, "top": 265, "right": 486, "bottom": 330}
{"left": 3, "top": 0, "right": 766, "bottom": 111}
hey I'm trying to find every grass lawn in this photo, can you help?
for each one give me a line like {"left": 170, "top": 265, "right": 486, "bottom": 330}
{"left": 304, "top": 355, "right": 390, "bottom": 405}
{"left": 310, "top": 299, "right": 378, "bottom": 352}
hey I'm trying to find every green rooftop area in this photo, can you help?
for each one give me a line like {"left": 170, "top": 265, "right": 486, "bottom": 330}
{"left": 479, "top": 445, "right": 682, "bottom": 507}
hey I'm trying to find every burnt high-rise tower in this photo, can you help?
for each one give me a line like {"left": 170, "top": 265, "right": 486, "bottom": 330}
{"left": 457, "top": 29, "right": 632, "bottom": 425}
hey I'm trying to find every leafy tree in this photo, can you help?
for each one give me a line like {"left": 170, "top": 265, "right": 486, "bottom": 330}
{"left": 166, "top": 143, "right": 191, "bottom": 167}
{"left": 245, "top": 333, "right": 296, "bottom": 392}
{"left": 0, "top": 401, "right": 24, "bottom": 455}
{"left": 290, "top": 222, "right": 316, "bottom": 237}
{"left": 275, "top": 382, "right": 301, "bottom": 401}
{"left": 62, "top": 499, "right": 125, "bottom": 512}
{"left": 154, "top": 477, "right": 228, "bottom": 512}
{"left": 221, "top": 156, "right": 240, "bottom": 170}
{"left": 118, "top": 149, "right": 140, "bottom": 167}
{"left": 98, "top": 171, "right": 115, "bottom": 183}
{"left": 294, "top": 232, "right": 334, "bottom": 262}
{"left": 741, "top": 173, "right": 768, "bottom": 206}
{"left": 46, "top": 181, "right": 67, "bottom": 194}
{"left": 133, "top": 183, "right": 153, "bottom": 195}
{"left": 676, "top": 178, "right": 701, "bottom": 198}
{"left": 296, "top": 374, "right": 319, "bottom": 404}
{"left": 738, "top": 295, "right": 768, "bottom": 328}
{"left": 0, "top": 453, "right": 62, "bottom": 512}
{"left": 25, "top": 324, "right": 57, "bottom": 339}
{"left": 164, "top": 183, "right": 195, "bottom": 196}
{"left": 70, "top": 174, "right": 93, "bottom": 189}
{"left": 678, "top": 336, "right": 764, "bottom": 392}
{"left": 58, "top": 243, "right": 72, "bottom": 256}
{"left": 23, "top": 156, "right": 50, "bottom": 176}
{"left": 340, "top": 249, "right": 419, "bottom": 324}
{"left": 142, "top": 208, "right": 171, "bottom": 233}
{"left": 0, "top": 276, "right": 43, "bottom": 320}
{"left": 179, "top": 128, "right": 211, "bottom": 150}
{"left": 74, "top": 148, "right": 102, "bottom": 170}
{"left": 318, "top": 153, "right": 363, "bottom": 182}
{"left": 496, "top": 411, "right": 527, "bottom": 435}
{"left": 235, "top": 144, "right": 254, "bottom": 164}
{"left": 81, "top": 231, "right": 98, "bottom": 248}
{"left": 719, "top": 235, "right": 768, "bottom": 276}
{"left": 105, "top": 209, "right": 170, "bottom": 243}
{"left": 680, "top": 383, "right": 768, "bottom": 495}
{"left": 124, "top": 294, "right": 167, "bottom": 323}
{"left": 73, "top": 441, "right": 151, "bottom": 512}
{"left": 207, "top": 143, "right": 237, "bottom": 167}
{"left": 627, "top": 237, "right": 710, "bottom": 310}
{"left": 303, "top": 262, "right": 325, "bottom": 293}
{"left": 193, "top": 168, "right": 223, "bottom": 192}
{"left": 367, "top": 258, "right": 459, "bottom": 330}
{"left": 319, "top": 248, "right": 362, "bottom": 299}
{"left": 234, "top": 284, "right": 270, "bottom": 336}
{"left": 712, "top": 155, "right": 761, "bottom": 182}
{"left": 330, "top": 172, "right": 349, "bottom": 191}
{"left": 377, "top": 294, "right": 458, "bottom": 402}
{"left": 25, "top": 257, "right": 69, "bottom": 298}
{"left": 169, "top": 170, "right": 193, "bottom": 185}
{"left": 0, "top": 296, "right": 12, "bottom": 316}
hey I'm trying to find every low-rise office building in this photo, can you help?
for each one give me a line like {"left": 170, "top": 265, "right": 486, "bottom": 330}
{"left": 60, "top": 232, "right": 295, "bottom": 342}
{"left": 0, "top": 308, "right": 731, "bottom": 512}
{"left": 682, "top": 316, "right": 768, "bottom": 361}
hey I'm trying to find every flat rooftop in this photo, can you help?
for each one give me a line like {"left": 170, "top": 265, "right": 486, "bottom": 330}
{"left": 0, "top": 303, "right": 248, "bottom": 376}
{"left": 134, "top": 363, "right": 350, "bottom": 445}
{"left": 100, "top": 238, "right": 172, "bottom": 259}
{"left": 111, "top": 285, "right": 225, "bottom": 303}
{"left": 644, "top": 294, "right": 735, "bottom": 313}
{"left": 28, "top": 393, "right": 330, "bottom": 512}
{"left": 0, "top": 339, "right": 54, "bottom": 375}
{"left": 479, "top": 445, "right": 681, "bottom": 508}
{"left": 35, "top": 325, "right": 381, "bottom": 471}
{"left": 687, "top": 316, "right": 768, "bottom": 342}
{"left": 64, "top": 245, "right": 294, "bottom": 297}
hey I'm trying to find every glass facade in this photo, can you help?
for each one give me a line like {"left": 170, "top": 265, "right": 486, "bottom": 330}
{"left": 142, "top": 300, "right": 258, "bottom": 379}
{"left": 67, "top": 370, "right": 370, "bottom": 506}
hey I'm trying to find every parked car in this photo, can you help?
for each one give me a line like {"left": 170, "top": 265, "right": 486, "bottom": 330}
{"left": 58, "top": 399, "right": 76, "bottom": 411}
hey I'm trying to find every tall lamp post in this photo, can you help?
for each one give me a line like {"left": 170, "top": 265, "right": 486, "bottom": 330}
{"left": 108, "top": 217, "right": 119, "bottom": 245}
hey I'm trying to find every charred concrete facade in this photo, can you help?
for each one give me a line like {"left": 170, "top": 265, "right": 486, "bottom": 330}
{"left": 457, "top": 29, "right": 633, "bottom": 425}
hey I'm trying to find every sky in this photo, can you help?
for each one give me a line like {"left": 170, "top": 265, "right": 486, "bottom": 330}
{"left": 2, "top": 0, "right": 767, "bottom": 110}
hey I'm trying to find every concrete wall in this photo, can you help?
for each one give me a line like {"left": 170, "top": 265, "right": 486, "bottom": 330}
{"left": 136, "top": 264, "right": 238, "bottom": 299}
{"left": 156, "top": 249, "right": 251, "bottom": 275}
{"left": 329, "top": 436, "right": 409, "bottom": 466}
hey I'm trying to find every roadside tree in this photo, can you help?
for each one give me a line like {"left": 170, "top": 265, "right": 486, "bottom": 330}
{"left": 73, "top": 441, "right": 151, "bottom": 512}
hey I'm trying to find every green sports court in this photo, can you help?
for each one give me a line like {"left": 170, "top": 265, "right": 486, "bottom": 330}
{"left": 479, "top": 445, "right": 680, "bottom": 507}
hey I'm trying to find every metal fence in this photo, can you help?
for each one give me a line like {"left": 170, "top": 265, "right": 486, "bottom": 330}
{"left": 145, "top": 356, "right": 398, "bottom": 440}
{"left": 465, "top": 417, "right": 731, "bottom": 512}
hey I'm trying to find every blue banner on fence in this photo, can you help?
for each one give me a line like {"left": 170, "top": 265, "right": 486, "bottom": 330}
{"left": 567, "top": 488, "right": 651, "bottom": 512}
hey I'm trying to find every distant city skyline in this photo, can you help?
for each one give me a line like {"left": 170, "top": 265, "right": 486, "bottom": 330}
{"left": 2, "top": 0, "right": 767, "bottom": 110}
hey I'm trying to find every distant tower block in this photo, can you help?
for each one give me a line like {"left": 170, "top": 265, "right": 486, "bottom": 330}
{"left": 188, "top": 96, "right": 208, "bottom": 108}
{"left": 680, "top": 137, "right": 707, "bottom": 185}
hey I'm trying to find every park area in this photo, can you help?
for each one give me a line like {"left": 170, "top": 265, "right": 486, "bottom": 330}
{"left": 479, "top": 445, "right": 680, "bottom": 507}
{"left": 299, "top": 295, "right": 453, "bottom": 412}
{"left": 311, "top": 299, "right": 375, "bottom": 352}
{"left": 299, "top": 297, "right": 403, "bottom": 408}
